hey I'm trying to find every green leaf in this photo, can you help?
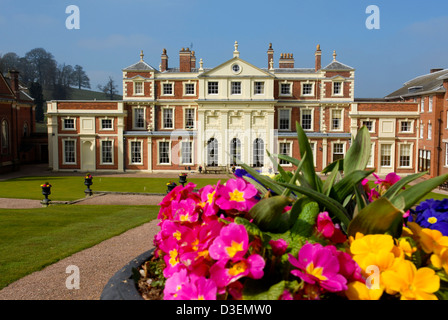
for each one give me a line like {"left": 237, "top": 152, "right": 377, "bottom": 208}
{"left": 295, "top": 122, "right": 321, "bottom": 191}
{"left": 382, "top": 171, "right": 428, "bottom": 200}
{"left": 243, "top": 280, "right": 287, "bottom": 300}
{"left": 322, "top": 159, "right": 344, "bottom": 174}
{"left": 323, "top": 159, "right": 341, "bottom": 196}
{"left": 248, "top": 195, "right": 292, "bottom": 232}
{"left": 234, "top": 216, "right": 266, "bottom": 242}
{"left": 276, "top": 181, "right": 351, "bottom": 227}
{"left": 267, "top": 149, "right": 290, "bottom": 184}
{"left": 237, "top": 161, "right": 286, "bottom": 195}
{"left": 343, "top": 126, "right": 371, "bottom": 176}
{"left": 290, "top": 201, "right": 320, "bottom": 238}
{"left": 390, "top": 173, "right": 448, "bottom": 212}
{"left": 347, "top": 197, "right": 404, "bottom": 238}
{"left": 332, "top": 169, "right": 375, "bottom": 203}
{"left": 273, "top": 153, "right": 301, "bottom": 167}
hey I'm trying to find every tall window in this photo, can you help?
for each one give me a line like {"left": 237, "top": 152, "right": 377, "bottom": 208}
{"left": 181, "top": 141, "right": 192, "bottom": 165}
{"left": 163, "top": 108, "right": 174, "bottom": 129}
{"left": 428, "top": 123, "right": 432, "bottom": 140}
{"left": 63, "top": 140, "right": 76, "bottom": 164}
{"left": 333, "top": 143, "right": 344, "bottom": 161}
{"left": 253, "top": 138, "right": 264, "bottom": 167}
{"left": 254, "top": 82, "right": 264, "bottom": 95}
{"left": 101, "top": 140, "right": 113, "bottom": 164}
{"left": 331, "top": 109, "right": 342, "bottom": 130}
{"left": 185, "top": 108, "right": 195, "bottom": 129}
{"left": 279, "top": 143, "right": 291, "bottom": 165}
{"left": 208, "top": 82, "right": 218, "bottom": 95}
{"left": 231, "top": 82, "right": 241, "bottom": 95}
{"left": 333, "top": 82, "right": 342, "bottom": 95}
{"left": 1, "top": 120, "right": 9, "bottom": 153}
{"left": 445, "top": 143, "right": 448, "bottom": 167}
{"left": 279, "top": 109, "right": 290, "bottom": 130}
{"left": 301, "top": 109, "right": 312, "bottom": 130}
{"left": 380, "top": 144, "right": 392, "bottom": 167}
{"left": 420, "top": 121, "right": 424, "bottom": 138}
{"left": 207, "top": 138, "right": 218, "bottom": 166}
{"left": 134, "top": 82, "right": 143, "bottom": 95}
{"left": 159, "top": 141, "right": 170, "bottom": 164}
{"left": 130, "top": 141, "right": 142, "bottom": 164}
{"left": 419, "top": 149, "right": 431, "bottom": 173}
{"left": 133, "top": 108, "right": 145, "bottom": 129}
{"left": 421, "top": 98, "right": 425, "bottom": 112}
{"left": 429, "top": 96, "right": 433, "bottom": 112}
{"left": 230, "top": 138, "right": 241, "bottom": 165}
{"left": 399, "top": 144, "right": 411, "bottom": 167}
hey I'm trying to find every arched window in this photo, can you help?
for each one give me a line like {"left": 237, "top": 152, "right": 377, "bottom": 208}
{"left": 1, "top": 120, "right": 9, "bottom": 154}
{"left": 253, "top": 138, "right": 264, "bottom": 167}
{"left": 230, "top": 138, "right": 241, "bottom": 165}
{"left": 23, "top": 122, "right": 29, "bottom": 137}
{"left": 207, "top": 138, "right": 218, "bottom": 167}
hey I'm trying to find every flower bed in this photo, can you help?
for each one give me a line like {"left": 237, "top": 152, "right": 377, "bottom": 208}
{"left": 138, "top": 124, "right": 448, "bottom": 300}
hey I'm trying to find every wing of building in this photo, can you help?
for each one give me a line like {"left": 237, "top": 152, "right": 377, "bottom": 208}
{"left": 47, "top": 42, "right": 438, "bottom": 178}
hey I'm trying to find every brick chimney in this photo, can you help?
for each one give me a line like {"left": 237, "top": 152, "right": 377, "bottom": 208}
{"left": 8, "top": 69, "right": 20, "bottom": 98}
{"left": 161, "top": 48, "right": 168, "bottom": 72}
{"left": 267, "top": 43, "right": 274, "bottom": 69}
{"left": 279, "top": 53, "right": 294, "bottom": 68}
{"left": 179, "top": 47, "right": 192, "bottom": 72}
{"left": 315, "top": 44, "right": 322, "bottom": 71}
{"left": 190, "top": 51, "right": 196, "bottom": 70}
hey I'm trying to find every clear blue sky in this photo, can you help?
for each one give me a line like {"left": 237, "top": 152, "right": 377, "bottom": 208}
{"left": 1, "top": 0, "right": 448, "bottom": 98}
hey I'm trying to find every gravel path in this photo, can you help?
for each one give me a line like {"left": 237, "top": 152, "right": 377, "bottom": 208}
{"left": 0, "top": 194, "right": 163, "bottom": 300}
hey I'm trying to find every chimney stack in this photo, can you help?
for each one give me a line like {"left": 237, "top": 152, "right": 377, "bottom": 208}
{"left": 161, "top": 48, "right": 168, "bottom": 72}
{"left": 8, "top": 69, "right": 20, "bottom": 98}
{"left": 267, "top": 43, "right": 274, "bottom": 69}
{"left": 315, "top": 44, "right": 322, "bottom": 71}
{"left": 190, "top": 51, "right": 196, "bottom": 70}
{"left": 278, "top": 53, "right": 294, "bottom": 68}
{"left": 179, "top": 47, "right": 192, "bottom": 72}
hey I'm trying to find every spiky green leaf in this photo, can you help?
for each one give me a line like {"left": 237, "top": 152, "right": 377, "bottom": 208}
{"left": 343, "top": 126, "right": 371, "bottom": 176}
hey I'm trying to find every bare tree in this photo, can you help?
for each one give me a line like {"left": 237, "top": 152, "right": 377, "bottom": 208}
{"left": 97, "top": 76, "right": 118, "bottom": 100}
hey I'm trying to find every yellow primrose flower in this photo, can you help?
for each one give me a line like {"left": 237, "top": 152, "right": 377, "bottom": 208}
{"left": 430, "top": 247, "right": 448, "bottom": 274}
{"left": 419, "top": 228, "right": 448, "bottom": 255}
{"left": 381, "top": 259, "right": 440, "bottom": 300}
{"left": 350, "top": 233, "right": 395, "bottom": 270}
{"left": 398, "top": 238, "right": 417, "bottom": 258}
{"left": 345, "top": 280, "right": 384, "bottom": 300}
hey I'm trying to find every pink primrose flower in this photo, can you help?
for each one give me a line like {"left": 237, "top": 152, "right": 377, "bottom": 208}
{"left": 163, "top": 269, "right": 189, "bottom": 300}
{"left": 200, "top": 182, "right": 222, "bottom": 216}
{"left": 177, "top": 275, "right": 218, "bottom": 300}
{"left": 269, "top": 238, "right": 288, "bottom": 256}
{"left": 209, "top": 223, "right": 249, "bottom": 262}
{"left": 215, "top": 178, "right": 258, "bottom": 213}
{"left": 171, "top": 198, "right": 200, "bottom": 223}
{"left": 288, "top": 243, "right": 348, "bottom": 292}
{"left": 315, "top": 211, "right": 347, "bottom": 244}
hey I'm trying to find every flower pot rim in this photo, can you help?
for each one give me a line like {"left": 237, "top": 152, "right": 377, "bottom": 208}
{"left": 100, "top": 248, "right": 154, "bottom": 300}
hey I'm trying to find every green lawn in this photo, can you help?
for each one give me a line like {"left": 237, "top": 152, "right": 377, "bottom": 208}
{"left": 0, "top": 176, "right": 227, "bottom": 201}
{"left": 0, "top": 205, "right": 159, "bottom": 290}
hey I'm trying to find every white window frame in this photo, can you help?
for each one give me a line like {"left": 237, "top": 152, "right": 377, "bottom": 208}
{"left": 366, "top": 142, "right": 375, "bottom": 168}
{"left": 181, "top": 140, "right": 193, "bottom": 165}
{"left": 380, "top": 143, "right": 392, "bottom": 168}
{"left": 331, "top": 109, "right": 343, "bottom": 131}
{"left": 398, "top": 143, "right": 413, "bottom": 168}
{"left": 254, "top": 81, "right": 265, "bottom": 95}
{"left": 300, "top": 108, "right": 314, "bottom": 131}
{"left": 162, "top": 82, "right": 174, "bottom": 96}
{"left": 361, "top": 119, "right": 375, "bottom": 133}
{"left": 62, "top": 117, "right": 76, "bottom": 131}
{"left": 420, "top": 121, "right": 424, "bottom": 139}
{"left": 184, "top": 108, "right": 195, "bottom": 129}
{"left": 421, "top": 97, "right": 425, "bottom": 112}
{"left": 183, "top": 82, "right": 196, "bottom": 96}
{"left": 253, "top": 138, "right": 264, "bottom": 167}
{"left": 279, "top": 82, "right": 292, "bottom": 97}
{"left": 158, "top": 140, "right": 171, "bottom": 165}
{"left": 207, "top": 81, "right": 219, "bottom": 95}
{"left": 100, "top": 118, "right": 113, "bottom": 131}
{"left": 132, "top": 107, "right": 146, "bottom": 130}
{"left": 399, "top": 119, "right": 414, "bottom": 133}
{"left": 445, "top": 143, "right": 448, "bottom": 167}
{"left": 230, "top": 137, "right": 242, "bottom": 165}
{"left": 309, "top": 141, "right": 317, "bottom": 167}
{"left": 332, "top": 81, "right": 343, "bottom": 96}
{"left": 134, "top": 81, "right": 144, "bottom": 96}
{"left": 278, "top": 108, "right": 291, "bottom": 131}
{"left": 331, "top": 141, "right": 346, "bottom": 163}
{"left": 100, "top": 139, "right": 114, "bottom": 165}
{"left": 129, "top": 140, "right": 143, "bottom": 165}
{"left": 429, "top": 96, "right": 433, "bottom": 112}
{"left": 278, "top": 141, "right": 293, "bottom": 166}
{"left": 162, "top": 107, "right": 175, "bottom": 129}
{"left": 231, "top": 81, "right": 242, "bottom": 95}
{"left": 301, "top": 82, "right": 314, "bottom": 96}
{"left": 428, "top": 122, "right": 432, "bottom": 140}
{"left": 62, "top": 139, "right": 76, "bottom": 165}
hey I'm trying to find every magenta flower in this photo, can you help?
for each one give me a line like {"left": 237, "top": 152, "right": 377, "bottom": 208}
{"left": 288, "top": 243, "right": 348, "bottom": 292}
{"left": 163, "top": 269, "right": 189, "bottom": 300}
{"left": 215, "top": 178, "right": 258, "bottom": 213}
{"left": 315, "top": 212, "right": 347, "bottom": 244}
{"left": 200, "top": 183, "right": 222, "bottom": 217}
{"left": 209, "top": 223, "right": 249, "bottom": 262}
{"left": 269, "top": 239, "right": 288, "bottom": 256}
{"left": 177, "top": 275, "right": 218, "bottom": 300}
{"left": 171, "top": 198, "right": 199, "bottom": 223}
{"left": 210, "top": 254, "right": 265, "bottom": 290}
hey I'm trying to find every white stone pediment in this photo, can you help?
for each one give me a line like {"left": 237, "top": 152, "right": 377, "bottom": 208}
{"left": 200, "top": 57, "right": 273, "bottom": 78}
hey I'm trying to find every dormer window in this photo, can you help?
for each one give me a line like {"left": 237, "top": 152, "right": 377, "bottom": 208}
{"left": 134, "top": 82, "right": 143, "bottom": 95}
{"left": 333, "top": 82, "right": 343, "bottom": 96}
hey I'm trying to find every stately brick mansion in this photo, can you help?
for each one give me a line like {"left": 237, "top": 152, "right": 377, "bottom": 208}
{"left": 46, "top": 42, "right": 448, "bottom": 178}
